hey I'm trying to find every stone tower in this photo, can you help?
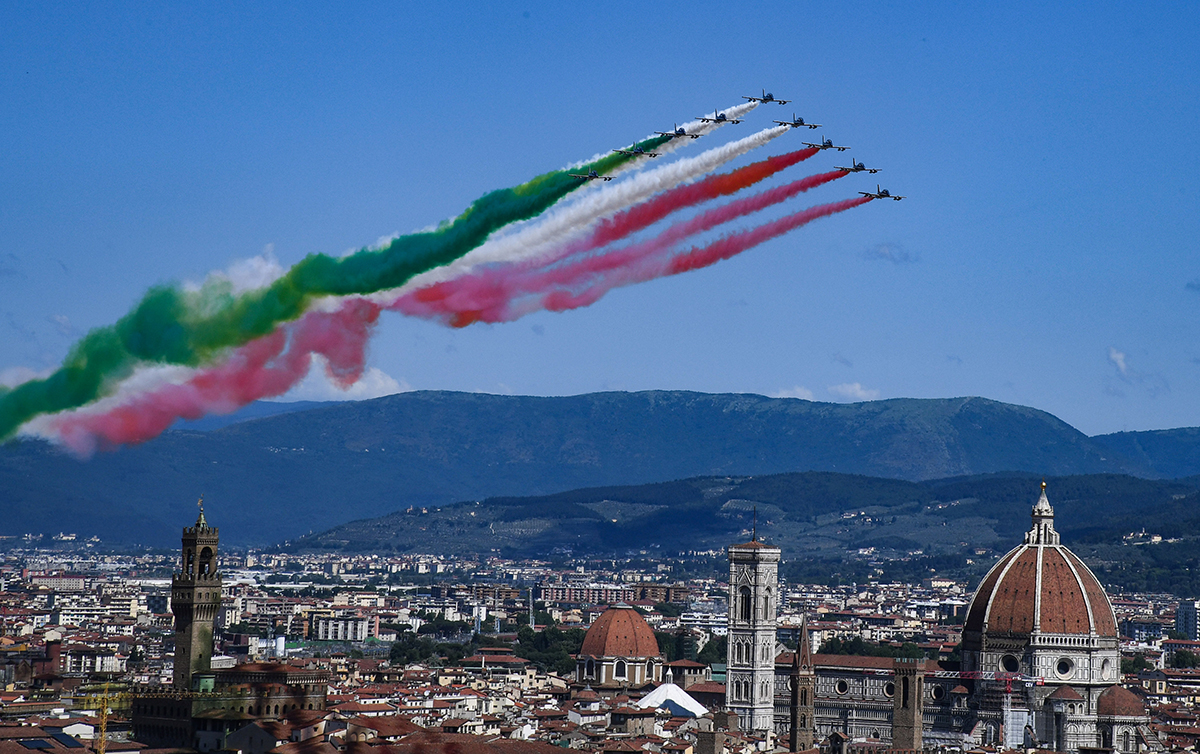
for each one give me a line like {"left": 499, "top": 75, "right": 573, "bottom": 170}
{"left": 892, "top": 657, "right": 925, "bottom": 750}
{"left": 789, "top": 615, "right": 816, "bottom": 751}
{"left": 727, "top": 537, "right": 780, "bottom": 733}
{"left": 172, "top": 500, "right": 222, "bottom": 689}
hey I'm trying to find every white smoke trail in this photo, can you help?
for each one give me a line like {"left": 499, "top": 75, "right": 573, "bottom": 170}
{"left": 373, "top": 123, "right": 790, "bottom": 300}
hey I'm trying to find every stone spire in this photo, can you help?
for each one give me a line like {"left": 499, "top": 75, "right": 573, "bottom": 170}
{"left": 1024, "top": 481, "right": 1060, "bottom": 545}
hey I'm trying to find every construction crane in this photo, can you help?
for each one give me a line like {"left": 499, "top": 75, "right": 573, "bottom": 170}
{"left": 97, "top": 683, "right": 109, "bottom": 754}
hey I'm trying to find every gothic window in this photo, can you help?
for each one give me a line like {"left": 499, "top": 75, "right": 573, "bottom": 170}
{"left": 1122, "top": 730, "right": 1131, "bottom": 751}
{"left": 763, "top": 587, "right": 772, "bottom": 619}
{"left": 801, "top": 689, "right": 808, "bottom": 706}
{"left": 739, "top": 587, "right": 752, "bottom": 621}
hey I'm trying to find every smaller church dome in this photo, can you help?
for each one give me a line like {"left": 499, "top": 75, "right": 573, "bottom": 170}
{"left": 1098, "top": 685, "right": 1146, "bottom": 717}
{"left": 580, "top": 604, "right": 661, "bottom": 658}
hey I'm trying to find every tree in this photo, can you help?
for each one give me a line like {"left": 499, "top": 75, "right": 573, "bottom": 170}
{"left": 1172, "top": 649, "right": 1200, "bottom": 669}
{"left": 1121, "top": 654, "right": 1152, "bottom": 674}
{"left": 697, "top": 636, "right": 727, "bottom": 666}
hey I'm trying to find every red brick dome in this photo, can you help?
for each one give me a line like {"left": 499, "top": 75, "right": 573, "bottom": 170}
{"left": 964, "top": 485, "right": 1116, "bottom": 641}
{"left": 1098, "top": 684, "right": 1146, "bottom": 717}
{"left": 580, "top": 604, "right": 661, "bottom": 658}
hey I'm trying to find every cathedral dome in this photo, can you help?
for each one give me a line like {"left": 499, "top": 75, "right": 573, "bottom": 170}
{"left": 580, "top": 604, "right": 661, "bottom": 658}
{"left": 964, "top": 484, "right": 1117, "bottom": 643}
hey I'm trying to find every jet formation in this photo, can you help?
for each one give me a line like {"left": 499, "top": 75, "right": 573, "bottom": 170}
{"left": 572, "top": 89, "right": 903, "bottom": 198}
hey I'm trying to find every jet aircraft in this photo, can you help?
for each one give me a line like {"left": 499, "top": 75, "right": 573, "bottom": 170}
{"left": 698, "top": 108, "right": 742, "bottom": 124}
{"left": 836, "top": 159, "right": 880, "bottom": 174}
{"left": 859, "top": 184, "right": 904, "bottom": 200}
{"left": 569, "top": 170, "right": 613, "bottom": 182}
{"left": 656, "top": 123, "right": 700, "bottom": 140}
{"left": 743, "top": 89, "right": 791, "bottom": 105}
{"left": 773, "top": 113, "right": 821, "bottom": 129}
{"left": 613, "top": 144, "right": 659, "bottom": 158}
{"left": 801, "top": 136, "right": 850, "bottom": 152}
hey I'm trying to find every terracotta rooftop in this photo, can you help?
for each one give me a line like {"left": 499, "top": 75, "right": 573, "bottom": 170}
{"left": 1047, "top": 685, "right": 1084, "bottom": 701}
{"left": 579, "top": 604, "right": 661, "bottom": 659}
{"left": 1098, "top": 685, "right": 1147, "bottom": 717}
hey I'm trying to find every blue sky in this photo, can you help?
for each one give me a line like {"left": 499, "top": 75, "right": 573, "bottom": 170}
{"left": 1, "top": 2, "right": 1198, "bottom": 436}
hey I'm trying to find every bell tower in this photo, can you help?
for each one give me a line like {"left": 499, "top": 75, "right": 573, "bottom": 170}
{"left": 172, "top": 498, "right": 222, "bottom": 689}
{"left": 789, "top": 615, "right": 816, "bottom": 751}
{"left": 727, "top": 535, "right": 781, "bottom": 733}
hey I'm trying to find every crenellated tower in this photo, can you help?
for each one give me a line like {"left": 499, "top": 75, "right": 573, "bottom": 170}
{"left": 172, "top": 499, "right": 222, "bottom": 690}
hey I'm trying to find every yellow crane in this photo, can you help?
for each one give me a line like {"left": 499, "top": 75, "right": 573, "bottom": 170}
{"left": 97, "top": 683, "right": 109, "bottom": 754}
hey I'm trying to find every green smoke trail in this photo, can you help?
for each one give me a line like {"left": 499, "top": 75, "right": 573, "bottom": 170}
{"left": 0, "top": 136, "right": 672, "bottom": 440}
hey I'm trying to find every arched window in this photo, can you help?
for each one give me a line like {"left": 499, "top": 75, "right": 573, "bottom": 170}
{"left": 586, "top": 658, "right": 595, "bottom": 677}
{"left": 739, "top": 587, "right": 752, "bottom": 621}
{"left": 801, "top": 689, "right": 807, "bottom": 706}
{"left": 1122, "top": 731, "right": 1131, "bottom": 752}
{"left": 901, "top": 676, "right": 910, "bottom": 709}
{"left": 800, "top": 714, "right": 807, "bottom": 728}
{"left": 616, "top": 660, "right": 627, "bottom": 679}
{"left": 763, "top": 587, "right": 772, "bottom": 619}
{"left": 199, "top": 547, "right": 213, "bottom": 576}
{"left": 646, "top": 660, "right": 654, "bottom": 680}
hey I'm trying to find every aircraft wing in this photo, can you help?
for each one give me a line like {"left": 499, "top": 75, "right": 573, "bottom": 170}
{"left": 774, "top": 98, "right": 792, "bottom": 105}
{"left": 834, "top": 146, "right": 850, "bottom": 151}
{"left": 801, "top": 142, "right": 821, "bottom": 149}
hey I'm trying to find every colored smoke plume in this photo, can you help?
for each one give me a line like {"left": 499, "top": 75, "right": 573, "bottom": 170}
{"left": 0, "top": 135, "right": 671, "bottom": 440}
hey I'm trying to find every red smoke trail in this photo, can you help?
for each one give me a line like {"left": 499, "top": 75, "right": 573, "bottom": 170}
{"left": 404, "top": 171, "right": 848, "bottom": 326}
{"left": 531, "top": 196, "right": 875, "bottom": 316}
{"left": 408, "top": 148, "right": 818, "bottom": 310}
{"left": 47, "top": 191, "right": 867, "bottom": 454}
{"left": 51, "top": 299, "right": 381, "bottom": 456}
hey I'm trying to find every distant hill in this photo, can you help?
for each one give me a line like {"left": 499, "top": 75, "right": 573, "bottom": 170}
{"left": 1092, "top": 427, "right": 1200, "bottom": 479}
{"left": 1, "top": 390, "right": 1196, "bottom": 546}
{"left": 291, "top": 470, "right": 1200, "bottom": 561}
{"left": 171, "top": 400, "right": 339, "bottom": 432}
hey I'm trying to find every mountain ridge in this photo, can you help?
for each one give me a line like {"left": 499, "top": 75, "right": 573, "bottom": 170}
{"left": 2, "top": 390, "right": 1196, "bottom": 546}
